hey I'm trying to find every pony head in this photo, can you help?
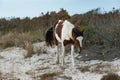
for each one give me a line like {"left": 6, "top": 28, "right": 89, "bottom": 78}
{"left": 72, "top": 28, "right": 84, "bottom": 53}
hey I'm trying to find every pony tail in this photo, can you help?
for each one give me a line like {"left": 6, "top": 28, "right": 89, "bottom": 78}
{"left": 45, "top": 27, "right": 54, "bottom": 47}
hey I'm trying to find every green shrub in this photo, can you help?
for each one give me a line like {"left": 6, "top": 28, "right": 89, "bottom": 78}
{"left": 28, "top": 30, "right": 45, "bottom": 42}
{"left": 79, "top": 25, "right": 100, "bottom": 47}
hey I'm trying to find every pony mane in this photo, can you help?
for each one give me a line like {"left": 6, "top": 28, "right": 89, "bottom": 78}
{"left": 72, "top": 28, "right": 83, "bottom": 37}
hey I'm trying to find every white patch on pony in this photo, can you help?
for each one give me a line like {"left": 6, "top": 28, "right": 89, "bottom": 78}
{"left": 55, "top": 34, "right": 62, "bottom": 42}
{"left": 62, "top": 20, "right": 74, "bottom": 41}
{"left": 76, "top": 36, "right": 83, "bottom": 47}
{"left": 58, "top": 20, "right": 62, "bottom": 22}
{"left": 71, "top": 45, "right": 75, "bottom": 67}
{"left": 55, "top": 20, "right": 62, "bottom": 29}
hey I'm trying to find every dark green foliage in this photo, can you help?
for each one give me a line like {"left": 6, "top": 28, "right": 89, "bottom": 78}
{"left": 89, "top": 12, "right": 120, "bottom": 48}
{"left": 101, "top": 73, "right": 120, "bottom": 80}
{"left": 78, "top": 25, "right": 104, "bottom": 48}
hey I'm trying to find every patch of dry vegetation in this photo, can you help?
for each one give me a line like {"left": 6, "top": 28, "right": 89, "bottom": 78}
{"left": 26, "top": 68, "right": 63, "bottom": 80}
{"left": 40, "top": 71, "right": 62, "bottom": 80}
{"left": 101, "top": 73, "right": 120, "bottom": 80}
{"left": 0, "top": 73, "right": 20, "bottom": 80}
{"left": 76, "top": 62, "right": 120, "bottom": 74}
{"left": 76, "top": 66, "right": 90, "bottom": 72}
{"left": 0, "top": 32, "right": 15, "bottom": 48}
{"left": 0, "top": 31, "right": 44, "bottom": 58}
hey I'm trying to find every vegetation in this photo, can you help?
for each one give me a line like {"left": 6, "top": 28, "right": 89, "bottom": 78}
{"left": 0, "top": 8, "right": 120, "bottom": 57}
{"left": 101, "top": 73, "right": 120, "bottom": 80}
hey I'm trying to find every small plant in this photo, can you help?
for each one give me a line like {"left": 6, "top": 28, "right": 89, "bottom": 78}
{"left": 0, "top": 32, "right": 15, "bottom": 48}
{"left": 76, "top": 66, "right": 90, "bottom": 72}
{"left": 24, "top": 41, "right": 34, "bottom": 58}
{"left": 40, "top": 72, "right": 62, "bottom": 80}
{"left": 0, "top": 71, "right": 1, "bottom": 75}
{"left": 0, "top": 32, "right": 35, "bottom": 58}
{"left": 101, "top": 73, "right": 120, "bottom": 80}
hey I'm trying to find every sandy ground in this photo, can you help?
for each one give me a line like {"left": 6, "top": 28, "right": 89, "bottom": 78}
{"left": 0, "top": 42, "right": 120, "bottom": 80}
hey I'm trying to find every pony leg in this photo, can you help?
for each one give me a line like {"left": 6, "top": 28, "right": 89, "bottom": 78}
{"left": 61, "top": 43, "right": 65, "bottom": 66}
{"left": 55, "top": 46, "right": 59, "bottom": 64}
{"left": 71, "top": 45, "right": 75, "bottom": 67}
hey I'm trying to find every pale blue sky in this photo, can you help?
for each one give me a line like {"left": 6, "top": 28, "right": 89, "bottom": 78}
{"left": 0, "top": 0, "right": 120, "bottom": 18}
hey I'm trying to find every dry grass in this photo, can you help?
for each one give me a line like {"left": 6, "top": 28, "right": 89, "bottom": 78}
{"left": 24, "top": 41, "right": 34, "bottom": 58}
{"left": 90, "top": 63, "right": 111, "bottom": 74}
{"left": 0, "top": 55, "right": 4, "bottom": 59}
{"left": 40, "top": 71, "right": 62, "bottom": 80}
{"left": 76, "top": 63, "right": 119, "bottom": 74}
{"left": 0, "top": 73, "right": 20, "bottom": 80}
{"left": 0, "top": 32, "right": 15, "bottom": 49}
{"left": 90, "top": 63, "right": 120, "bottom": 74}
{"left": 101, "top": 73, "right": 120, "bottom": 80}
{"left": 26, "top": 68, "right": 62, "bottom": 80}
{"left": 0, "top": 71, "right": 2, "bottom": 80}
{"left": 40, "top": 72, "right": 57, "bottom": 79}
{"left": 76, "top": 66, "right": 90, "bottom": 72}
{"left": 0, "top": 31, "right": 44, "bottom": 58}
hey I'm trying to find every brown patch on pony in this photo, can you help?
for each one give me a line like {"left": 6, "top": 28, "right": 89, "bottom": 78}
{"left": 63, "top": 39, "right": 74, "bottom": 46}
{"left": 54, "top": 20, "right": 64, "bottom": 39}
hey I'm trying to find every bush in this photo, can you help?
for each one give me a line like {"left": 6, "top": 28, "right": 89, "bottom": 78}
{"left": 0, "top": 32, "right": 15, "bottom": 49}
{"left": 89, "top": 14, "right": 120, "bottom": 48}
{"left": 78, "top": 25, "right": 102, "bottom": 47}
{"left": 0, "top": 32, "right": 34, "bottom": 58}
{"left": 24, "top": 41, "right": 34, "bottom": 58}
{"left": 101, "top": 73, "right": 120, "bottom": 80}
